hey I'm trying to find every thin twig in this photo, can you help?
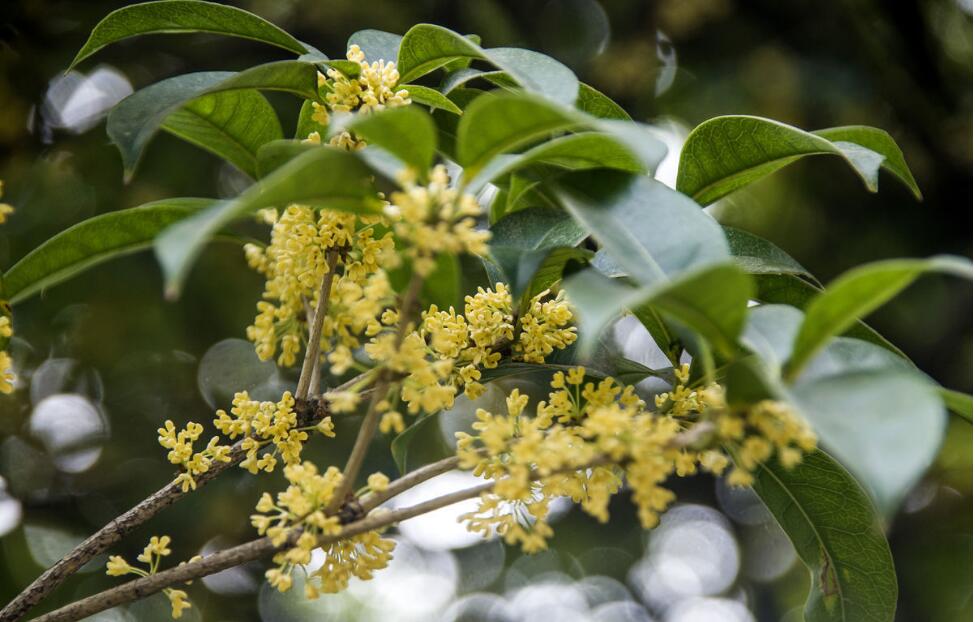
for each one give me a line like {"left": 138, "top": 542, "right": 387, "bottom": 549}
{"left": 359, "top": 455, "right": 461, "bottom": 512}
{"left": 328, "top": 272, "right": 424, "bottom": 511}
{"left": 296, "top": 251, "right": 340, "bottom": 401}
{"left": 0, "top": 379, "right": 358, "bottom": 622}
{"left": 29, "top": 481, "right": 495, "bottom": 622}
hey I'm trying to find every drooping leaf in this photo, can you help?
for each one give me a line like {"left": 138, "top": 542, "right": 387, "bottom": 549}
{"left": 347, "top": 29, "right": 402, "bottom": 64}
{"left": 812, "top": 126, "right": 921, "bottom": 200}
{"left": 107, "top": 62, "right": 319, "bottom": 178}
{"left": 565, "top": 263, "right": 750, "bottom": 358}
{"left": 70, "top": 0, "right": 307, "bottom": 69}
{"left": 751, "top": 449, "right": 897, "bottom": 622}
{"left": 160, "top": 90, "right": 283, "bottom": 178}
{"left": 676, "top": 115, "right": 922, "bottom": 205}
{"left": 342, "top": 105, "right": 437, "bottom": 173}
{"left": 787, "top": 255, "right": 972, "bottom": 377}
{"left": 397, "top": 24, "right": 579, "bottom": 104}
{"left": 401, "top": 85, "right": 463, "bottom": 115}
{"left": 752, "top": 273, "right": 906, "bottom": 359}
{"left": 155, "top": 147, "right": 381, "bottom": 297}
{"left": 4, "top": 198, "right": 215, "bottom": 305}
{"left": 556, "top": 170, "right": 730, "bottom": 287}
{"left": 790, "top": 369, "right": 946, "bottom": 516}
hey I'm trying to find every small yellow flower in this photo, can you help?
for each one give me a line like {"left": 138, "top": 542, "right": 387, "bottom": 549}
{"left": 166, "top": 589, "right": 191, "bottom": 619}
{"left": 367, "top": 472, "right": 390, "bottom": 492}
{"left": 105, "top": 555, "right": 131, "bottom": 576}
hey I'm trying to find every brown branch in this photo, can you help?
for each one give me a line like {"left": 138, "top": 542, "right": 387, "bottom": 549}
{"left": 328, "top": 272, "right": 424, "bottom": 511}
{"left": 295, "top": 251, "right": 340, "bottom": 401}
{"left": 359, "top": 455, "right": 461, "bottom": 512}
{"left": 28, "top": 481, "right": 495, "bottom": 622}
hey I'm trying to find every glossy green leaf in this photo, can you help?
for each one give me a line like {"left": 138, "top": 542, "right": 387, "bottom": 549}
{"left": 790, "top": 369, "right": 945, "bottom": 516}
{"left": 489, "top": 206, "right": 589, "bottom": 302}
{"left": 343, "top": 105, "right": 437, "bottom": 173}
{"left": 565, "top": 263, "right": 750, "bottom": 357}
{"left": 155, "top": 147, "right": 380, "bottom": 298}
{"left": 787, "top": 255, "right": 972, "bottom": 377}
{"left": 107, "top": 62, "right": 318, "bottom": 178}
{"left": 5, "top": 198, "right": 214, "bottom": 305}
{"left": 422, "top": 253, "right": 461, "bottom": 311}
{"left": 397, "top": 24, "right": 579, "bottom": 104}
{"left": 467, "top": 132, "right": 646, "bottom": 192}
{"left": 724, "top": 226, "right": 815, "bottom": 278}
{"left": 70, "top": 0, "right": 307, "bottom": 69}
{"left": 402, "top": 85, "right": 463, "bottom": 115}
{"left": 556, "top": 170, "right": 730, "bottom": 287}
{"left": 813, "top": 126, "right": 921, "bottom": 200}
{"left": 575, "top": 83, "right": 630, "bottom": 120}
{"left": 432, "top": 88, "right": 483, "bottom": 162}
{"left": 676, "top": 116, "right": 922, "bottom": 205}
{"left": 441, "top": 68, "right": 510, "bottom": 94}
{"left": 752, "top": 449, "right": 897, "bottom": 622}
{"left": 347, "top": 29, "right": 402, "bottom": 63}
{"left": 160, "top": 90, "right": 283, "bottom": 178}
{"left": 752, "top": 273, "right": 906, "bottom": 359}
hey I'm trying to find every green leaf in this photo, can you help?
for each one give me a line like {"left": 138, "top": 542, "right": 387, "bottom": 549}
{"left": 813, "top": 126, "right": 921, "bottom": 200}
{"left": 790, "top": 369, "right": 945, "bottom": 516}
{"left": 4, "top": 198, "right": 214, "bottom": 305}
{"left": 939, "top": 389, "right": 972, "bottom": 422}
{"left": 294, "top": 99, "right": 328, "bottom": 140}
{"left": 397, "top": 24, "right": 579, "bottom": 104}
{"left": 342, "top": 105, "right": 437, "bottom": 173}
{"left": 575, "top": 83, "right": 630, "bottom": 120}
{"left": 565, "top": 263, "right": 750, "bottom": 358}
{"left": 787, "top": 255, "right": 972, "bottom": 377}
{"left": 255, "top": 140, "right": 318, "bottom": 178}
{"left": 155, "top": 147, "right": 380, "bottom": 298}
{"left": 107, "top": 62, "right": 319, "bottom": 178}
{"left": 160, "top": 90, "right": 283, "bottom": 179}
{"left": 422, "top": 253, "right": 461, "bottom": 311}
{"left": 752, "top": 274, "right": 907, "bottom": 359}
{"left": 724, "top": 226, "right": 815, "bottom": 278}
{"left": 401, "top": 85, "right": 462, "bottom": 115}
{"left": 556, "top": 170, "right": 730, "bottom": 286}
{"left": 751, "top": 449, "right": 897, "bottom": 622}
{"left": 390, "top": 413, "right": 448, "bottom": 474}
{"left": 348, "top": 29, "right": 402, "bottom": 64}
{"left": 432, "top": 88, "right": 482, "bottom": 162}
{"left": 70, "top": 0, "right": 307, "bottom": 69}
{"left": 467, "top": 132, "right": 646, "bottom": 192}
{"left": 489, "top": 206, "right": 590, "bottom": 302}
{"left": 676, "top": 115, "right": 921, "bottom": 205}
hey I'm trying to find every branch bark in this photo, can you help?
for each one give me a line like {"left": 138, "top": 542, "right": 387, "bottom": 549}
{"left": 295, "top": 250, "right": 339, "bottom": 401}
{"left": 29, "top": 481, "right": 494, "bottom": 622}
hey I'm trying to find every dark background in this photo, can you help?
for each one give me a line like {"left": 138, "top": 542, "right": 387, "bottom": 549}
{"left": 0, "top": 1, "right": 971, "bottom": 621}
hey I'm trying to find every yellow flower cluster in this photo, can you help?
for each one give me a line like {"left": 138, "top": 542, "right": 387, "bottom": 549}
{"left": 157, "top": 420, "right": 232, "bottom": 492}
{"left": 304, "top": 44, "right": 411, "bottom": 149}
{"left": 105, "top": 535, "right": 195, "bottom": 619}
{"left": 456, "top": 365, "right": 817, "bottom": 552}
{"left": 653, "top": 364, "right": 817, "bottom": 487}
{"left": 384, "top": 166, "right": 490, "bottom": 276}
{"left": 361, "top": 283, "right": 576, "bottom": 419}
{"left": 214, "top": 390, "right": 334, "bottom": 474}
{"left": 251, "top": 461, "right": 395, "bottom": 598}
{"left": 0, "top": 314, "right": 14, "bottom": 395}
{"left": 244, "top": 205, "right": 395, "bottom": 367}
